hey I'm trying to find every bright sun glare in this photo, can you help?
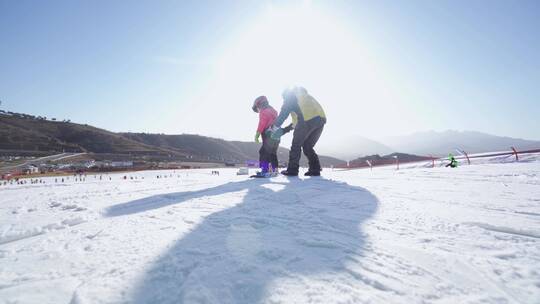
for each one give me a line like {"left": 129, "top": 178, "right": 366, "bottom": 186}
{"left": 186, "top": 2, "right": 407, "bottom": 144}
{"left": 217, "top": 2, "right": 376, "bottom": 94}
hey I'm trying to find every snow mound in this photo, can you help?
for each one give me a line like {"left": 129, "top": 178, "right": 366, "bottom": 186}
{"left": 1, "top": 216, "right": 87, "bottom": 245}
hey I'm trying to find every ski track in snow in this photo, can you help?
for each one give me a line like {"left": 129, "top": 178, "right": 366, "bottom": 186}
{"left": 0, "top": 160, "right": 539, "bottom": 304}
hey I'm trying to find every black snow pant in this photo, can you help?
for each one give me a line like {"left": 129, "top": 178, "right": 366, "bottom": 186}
{"left": 259, "top": 131, "right": 279, "bottom": 172}
{"left": 287, "top": 116, "right": 326, "bottom": 174}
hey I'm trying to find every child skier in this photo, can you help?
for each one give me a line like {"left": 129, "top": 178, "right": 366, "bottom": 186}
{"left": 252, "top": 96, "right": 293, "bottom": 177}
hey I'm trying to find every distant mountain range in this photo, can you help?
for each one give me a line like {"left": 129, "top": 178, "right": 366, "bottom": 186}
{"left": 318, "top": 136, "right": 394, "bottom": 161}
{"left": 120, "top": 132, "right": 344, "bottom": 166}
{"left": 2, "top": 110, "right": 538, "bottom": 164}
{"left": 382, "top": 130, "right": 540, "bottom": 157}
{"left": 0, "top": 111, "right": 345, "bottom": 167}
{"left": 319, "top": 131, "right": 540, "bottom": 160}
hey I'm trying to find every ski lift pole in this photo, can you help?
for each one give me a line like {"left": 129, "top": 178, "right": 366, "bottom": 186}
{"left": 511, "top": 146, "right": 519, "bottom": 161}
{"left": 463, "top": 151, "right": 470, "bottom": 165}
{"left": 456, "top": 149, "right": 471, "bottom": 165}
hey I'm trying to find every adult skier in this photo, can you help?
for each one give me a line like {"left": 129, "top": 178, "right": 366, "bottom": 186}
{"left": 252, "top": 96, "right": 293, "bottom": 177}
{"left": 269, "top": 86, "right": 326, "bottom": 176}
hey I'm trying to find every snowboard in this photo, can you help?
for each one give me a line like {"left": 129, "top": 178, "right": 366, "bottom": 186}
{"left": 250, "top": 172, "right": 279, "bottom": 178}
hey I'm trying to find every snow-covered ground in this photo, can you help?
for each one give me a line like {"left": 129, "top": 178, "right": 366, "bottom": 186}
{"left": 1, "top": 156, "right": 539, "bottom": 303}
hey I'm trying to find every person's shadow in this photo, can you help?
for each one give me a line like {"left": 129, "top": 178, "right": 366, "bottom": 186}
{"left": 105, "top": 177, "right": 379, "bottom": 303}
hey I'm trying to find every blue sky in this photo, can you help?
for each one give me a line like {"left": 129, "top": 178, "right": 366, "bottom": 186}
{"left": 1, "top": 0, "right": 539, "bottom": 145}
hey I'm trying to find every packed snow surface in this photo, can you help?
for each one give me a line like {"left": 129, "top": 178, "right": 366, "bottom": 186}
{"left": 1, "top": 157, "right": 539, "bottom": 303}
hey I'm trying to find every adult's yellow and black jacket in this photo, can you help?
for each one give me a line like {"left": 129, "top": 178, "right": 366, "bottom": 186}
{"left": 274, "top": 87, "right": 326, "bottom": 128}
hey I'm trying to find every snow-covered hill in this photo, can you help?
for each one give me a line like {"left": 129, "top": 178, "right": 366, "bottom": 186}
{"left": 1, "top": 156, "right": 539, "bottom": 303}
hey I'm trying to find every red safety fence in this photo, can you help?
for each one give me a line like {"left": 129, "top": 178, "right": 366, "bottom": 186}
{"left": 335, "top": 147, "right": 540, "bottom": 171}
{"left": 460, "top": 148, "right": 540, "bottom": 160}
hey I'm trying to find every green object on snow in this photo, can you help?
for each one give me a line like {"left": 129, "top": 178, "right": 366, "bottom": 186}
{"left": 448, "top": 153, "right": 458, "bottom": 168}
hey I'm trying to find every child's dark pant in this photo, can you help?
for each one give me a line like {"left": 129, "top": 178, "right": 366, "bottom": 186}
{"left": 260, "top": 132, "right": 279, "bottom": 172}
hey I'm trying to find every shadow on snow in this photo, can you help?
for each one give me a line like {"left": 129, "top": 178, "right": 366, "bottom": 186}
{"left": 105, "top": 177, "right": 379, "bottom": 303}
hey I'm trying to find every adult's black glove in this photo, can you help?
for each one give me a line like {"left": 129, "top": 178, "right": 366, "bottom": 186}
{"left": 282, "top": 123, "right": 294, "bottom": 134}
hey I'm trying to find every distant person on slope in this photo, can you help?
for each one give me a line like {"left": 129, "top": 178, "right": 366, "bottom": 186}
{"left": 252, "top": 96, "right": 293, "bottom": 177}
{"left": 270, "top": 87, "right": 326, "bottom": 177}
{"left": 445, "top": 153, "right": 458, "bottom": 168}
